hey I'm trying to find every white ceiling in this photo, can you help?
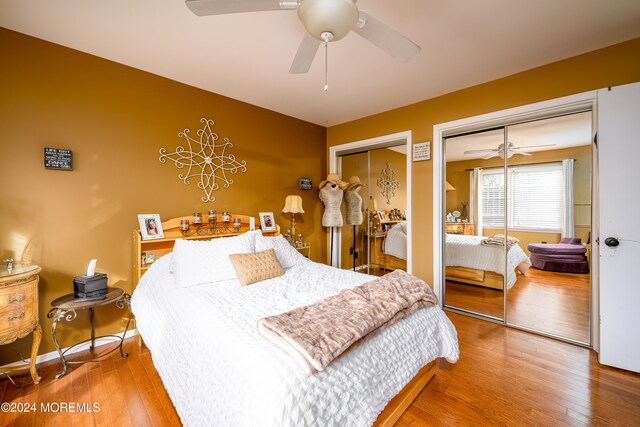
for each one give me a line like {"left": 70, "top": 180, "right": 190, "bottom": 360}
{"left": 445, "top": 111, "right": 592, "bottom": 161}
{"left": 1, "top": 1, "right": 639, "bottom": 126}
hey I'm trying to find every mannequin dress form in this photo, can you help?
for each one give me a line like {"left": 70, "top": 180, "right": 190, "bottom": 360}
{"left": 319, "top": 184, "right": 344, "bottom": 227}
{"left": 344, "top": 176, "right": 366, "bottom": 270}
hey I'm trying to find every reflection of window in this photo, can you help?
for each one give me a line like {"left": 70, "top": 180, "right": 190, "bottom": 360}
{"left": 482, "top": 163, "right": 563, "bottom": 231}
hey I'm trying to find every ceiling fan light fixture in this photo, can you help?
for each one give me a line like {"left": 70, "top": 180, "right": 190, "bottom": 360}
{"left": 298, "top": 0, "right": 358, "bottom": 41}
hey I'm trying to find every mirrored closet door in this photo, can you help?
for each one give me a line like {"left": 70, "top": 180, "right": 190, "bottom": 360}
{"left": 443, "top": 112, "right": 592, "bottom": 345}
{"left": 443, "top": 128, "right": 506, "bottom": 321}
{"left": 338, "top": 144, "right": 408, "bottom": 275}
{"left": 504, "top": 113, "right": 592, "bottom": 344}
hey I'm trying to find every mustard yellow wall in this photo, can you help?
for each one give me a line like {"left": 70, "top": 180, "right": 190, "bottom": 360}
{"left": 0, "top": 29, "right": 327, "bottom": 364}
{"left": 327, "top": 37, "right": 640, "bottom": 284}
{"left": 370, "top": 148, "right": 407, "bottom": 212}
{"left": 446, "top": 145, "right": 592, "bottom": 254}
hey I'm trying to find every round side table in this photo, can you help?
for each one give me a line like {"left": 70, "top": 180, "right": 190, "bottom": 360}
{"left": 47, "top": 287, "right": 131, "bottom": 379}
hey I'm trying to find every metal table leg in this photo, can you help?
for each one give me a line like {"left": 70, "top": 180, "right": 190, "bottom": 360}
{"left": 116, "top": 294, "right": 132, "bottom": 358}
{"left": 47, "top": 308, "right": 77, "bottom": 379}
{"left": 89, "top": 307, "right": 95, "bottom": 350}
{"left": 46, "top": 292, "right": 132, "bottom": 379}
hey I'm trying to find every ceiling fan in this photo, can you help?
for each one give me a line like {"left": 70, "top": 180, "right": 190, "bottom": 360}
{"left": 464, "top": 142, "right": 556, "bottom": 160}
{"left": 185, "top": 0, "right": 421, "bottom": 85}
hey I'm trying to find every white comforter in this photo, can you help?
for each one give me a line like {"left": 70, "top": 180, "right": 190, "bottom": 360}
{"left": 383, "top": 221, "right": 407, "bottom": 260}
{"left": 446, "top": 234, "right": 531, "bottom": 289}
{"left": 132, "top": 255, "right": 459, "bottom": 427}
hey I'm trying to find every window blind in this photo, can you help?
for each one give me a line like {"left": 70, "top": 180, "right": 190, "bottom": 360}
{"left": 481, "top": 163, "right": 563, "bottom": 231}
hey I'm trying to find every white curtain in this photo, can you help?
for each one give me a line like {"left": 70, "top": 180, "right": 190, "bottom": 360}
{"left": 470, "top": 167, "right": 483, "bottom": 236}
{"left": 561, "top": 159, "right": 575, "bottom": 238}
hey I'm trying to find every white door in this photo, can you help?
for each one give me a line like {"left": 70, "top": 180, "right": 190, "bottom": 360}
{"left": 598, "top": 82, "right": 640, "bottom": 373}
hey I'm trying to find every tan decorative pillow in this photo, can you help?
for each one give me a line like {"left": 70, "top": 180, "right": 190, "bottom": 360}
{"left": 229, "top": 248, "right": 285, "bottom": 286}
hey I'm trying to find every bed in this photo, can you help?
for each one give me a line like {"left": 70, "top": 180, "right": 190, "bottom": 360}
{"left": 131, "top": 218, "right": 459, "bottom": 427}
{"left": 445, "top": 234, "right": 531, "bottom": 290}
{"left": 379, "top": 221, "right": 408, "bottom": 271}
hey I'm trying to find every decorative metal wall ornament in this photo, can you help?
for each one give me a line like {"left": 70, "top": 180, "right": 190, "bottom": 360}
{"left": 377, "top": 162, "right": 399, "bottom": 205}
{"left": 159, "top": 118, "right": 247, "bottom": 202}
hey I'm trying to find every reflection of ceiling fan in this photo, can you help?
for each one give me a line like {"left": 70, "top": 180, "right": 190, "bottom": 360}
{"left": 464, "top": 142, "right": 555, "bottom": 160}
{"left": 185, "top": 0, "right": 421, "bottom": 79}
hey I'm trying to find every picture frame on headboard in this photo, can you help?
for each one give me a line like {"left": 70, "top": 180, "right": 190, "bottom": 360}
{"left": 259, "top": 212, "right": 276, "bottom": 232}
{"left": 138, "top": 214, "right": 165, "bottom": 240}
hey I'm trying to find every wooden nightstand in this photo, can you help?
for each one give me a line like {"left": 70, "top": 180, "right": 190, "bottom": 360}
{"left": 445, "top": 222, "right": 475, "bottom": 235}
{"left": 0, "top": 264, "right": 42, "bottom": 384}
{"left": 295, "top": 243, "right": 311, "bottom": 259}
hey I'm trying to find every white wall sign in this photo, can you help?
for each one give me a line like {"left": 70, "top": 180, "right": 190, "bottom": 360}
{"left": 413, "top": 142, "right": 431, "bottom": 161}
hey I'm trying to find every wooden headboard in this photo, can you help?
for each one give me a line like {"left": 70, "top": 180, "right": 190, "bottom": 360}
{"left": 133, "top": 213, "right": 280, "bottom": 285}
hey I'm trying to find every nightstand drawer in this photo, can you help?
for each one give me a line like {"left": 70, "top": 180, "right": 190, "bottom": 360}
{"left": 0, "top": 278, "right": 36, "bottom": 308}
{"left": 445, "top": 223, "right": 464, "bottom": 234}
{"left": 0, "top": 278, "right": 38, "bottom": 336}
{"left": 0, "top": 308, "right": 36, "bottom": 336}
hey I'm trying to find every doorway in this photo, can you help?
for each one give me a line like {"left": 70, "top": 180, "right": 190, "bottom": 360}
{"left": 329, "top": 131, "right": 413, "bottom": 273}
{"left": 433, "top": 91, "right": 599, "bottom": 348}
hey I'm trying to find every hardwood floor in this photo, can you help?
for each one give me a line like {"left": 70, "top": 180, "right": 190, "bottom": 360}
{"left": 2, "top": 312, "right": 639, "bottom": 426}
{"left": 399, "top": 313, "right": 640, "bottom": 426}
{"left": 446, "top": 268, "right": 591, "bottom": 343}
{"left": 0, "top": 341, "right": 180, "bottom": 427}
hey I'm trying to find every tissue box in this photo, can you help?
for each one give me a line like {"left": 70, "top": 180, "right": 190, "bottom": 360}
{"left": 73, "top": 273, "right": 108, "bottom": 298}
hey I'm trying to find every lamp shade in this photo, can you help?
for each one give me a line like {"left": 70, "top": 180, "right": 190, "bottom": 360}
{"left": 446, "top": 181, "right": 456, "bottom": 192}
{"left": 282, "top": 195, "right": 304, "bottom": 214}
{"left": 369, "top": 196, "right": 378, "bottom": 211}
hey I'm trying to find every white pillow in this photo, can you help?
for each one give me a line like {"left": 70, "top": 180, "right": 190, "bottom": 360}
{"left": 255, "top": 234, "right": 307, "bottom": 269}
{"left": 172, "top": 231, "right": 259, "bottom": 288}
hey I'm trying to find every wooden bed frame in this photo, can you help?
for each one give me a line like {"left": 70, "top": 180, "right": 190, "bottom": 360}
{"left": 445, "top": 266, "right": 505, "bottom": 290}
{"left": 133, "top": 215, "right": 439, "bottom": 425}
{"left": 373, "top": 361, "right": 437, "bottom": 426}
{"left": 133, "top": 213, "right": 279, "bottom": 285}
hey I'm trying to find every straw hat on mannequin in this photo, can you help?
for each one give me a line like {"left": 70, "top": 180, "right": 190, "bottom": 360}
{"left": 319, "top": 173, "right": 348, "bottom": 190}
{"left": 344, "top": 176, "right": 367, "bottom": 191}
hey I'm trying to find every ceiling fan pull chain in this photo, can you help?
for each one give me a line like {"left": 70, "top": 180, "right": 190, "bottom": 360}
{"left": 321, "top": 31, "right": 333, "bottom": 92}
{"left": 324, "top": 38, "right": 329, "bottom": 92}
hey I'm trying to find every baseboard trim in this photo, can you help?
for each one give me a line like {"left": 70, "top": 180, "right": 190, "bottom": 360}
{"left": 1, "top": 329, "right": 139, "bottom": 370}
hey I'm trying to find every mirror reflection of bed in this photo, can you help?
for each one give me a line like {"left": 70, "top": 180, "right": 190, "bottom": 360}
{"left": 444, "top": 112, "right": 592, "bottom": 344}
{"left": 339, "top": 145, "right": 407, "bottom": 275}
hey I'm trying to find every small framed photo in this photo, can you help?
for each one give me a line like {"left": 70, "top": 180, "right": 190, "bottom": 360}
{"left": 138, "top": 214, "right": 164, "bottom": 241}
{"left": 144, "top": 252, "right": 156, "bottom": 265}
{"left": 376, "top": 211, "right": 385, "bottom": 221}
{"left": 259, "top": 212, "right": 276, "bottom": 232}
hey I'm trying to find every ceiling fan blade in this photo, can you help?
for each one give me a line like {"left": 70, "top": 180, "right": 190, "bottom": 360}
{"left": 352, "top": 11, "right": 421, "bottom": 60}
{"left": 482, "top": 152, "right": 499, "bottom": 160}
{"left": 517, "top": 152, "right": 534, "bottom": 156}
{"left": 511, "top": 144, "right": 556, "bottom": 149}
{"left": 464, "top": 148, "right": 497, "bottom": 154}
{"left": 289, "top": 33, "right": 321, "bottom": 74}
{"left": 185, "top": 0, "right": 297, "bottom": 16}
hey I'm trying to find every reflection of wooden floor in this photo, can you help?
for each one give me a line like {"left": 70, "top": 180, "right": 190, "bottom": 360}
{"left": 445, "top": 268, "right": 590, "bottom": 343}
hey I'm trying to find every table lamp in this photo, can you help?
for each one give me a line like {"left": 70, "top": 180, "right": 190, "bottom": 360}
{"left": 282, "top": 195, "right": 304, "bottom": 238}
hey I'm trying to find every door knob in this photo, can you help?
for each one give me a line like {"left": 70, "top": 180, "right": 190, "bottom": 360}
{"left": 604, "top": 237, "right": 620, "bottom": 247}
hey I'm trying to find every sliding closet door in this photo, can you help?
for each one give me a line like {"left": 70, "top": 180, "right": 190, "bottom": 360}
{"left": 443, "top": 129, "right": 506, "bottom": 321}
{"left": 339, "top": 152, "right": 369, "bottom": 271}
{"left": 505, "top": 113, "right": 592, "bottom": 344}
